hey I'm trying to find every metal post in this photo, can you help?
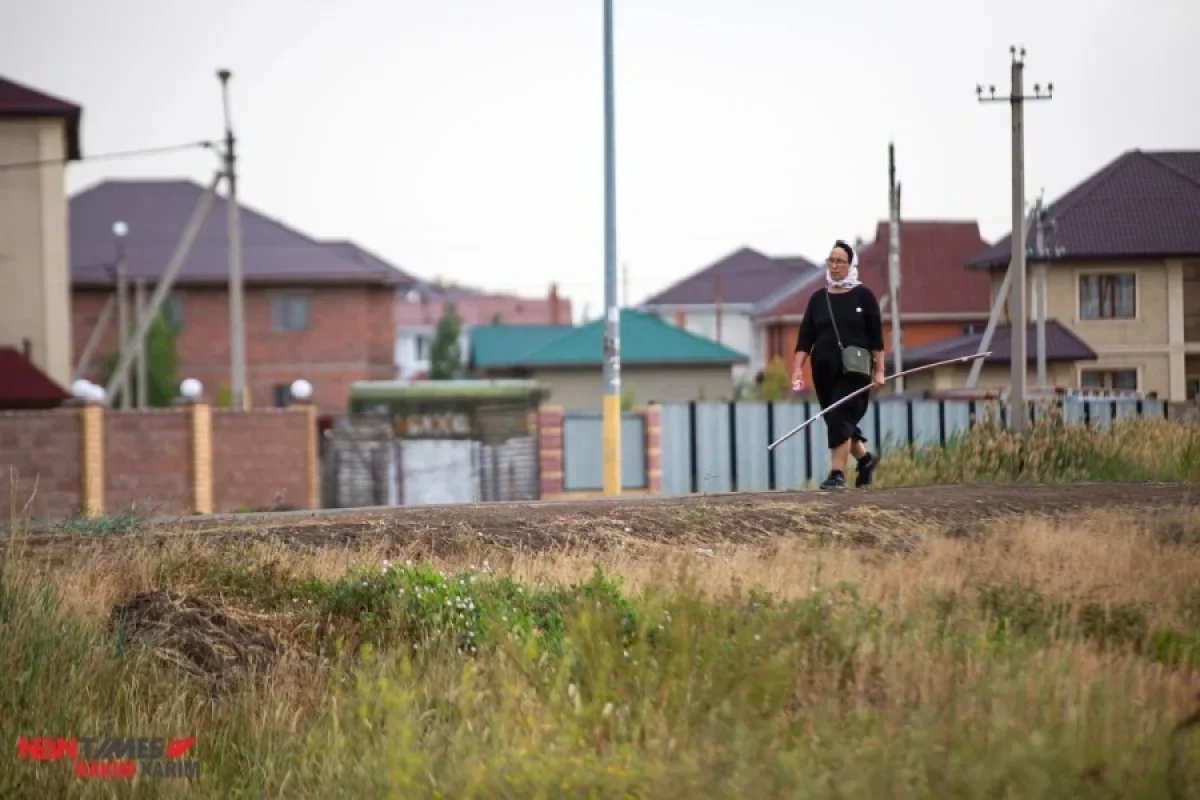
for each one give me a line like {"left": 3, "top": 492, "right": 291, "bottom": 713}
{"left": 976, "top": 46, "right": 1053, "bottom": 434}
{"left": 114, "top": 224, "right": 130, "bottom": 409}
{"left": 135, "top": 278, "right": 149, "bottom": 408}
{"left": 966, "top": 208, "right": 1036, "bottom": 389}
{"left": 887, "top": 142, "right": 903, "bottom": 393}
{"left": 105, "top": 173, "right": 220, "bottom": 404}
{"left": 218, "top": 69, "right": 248, "bottom": 411}
{"left": 1033, "top": 196, "right": 1048, "bottom": 389}
{"left": 601, "top": 0, "right": 622, "bottom": 496}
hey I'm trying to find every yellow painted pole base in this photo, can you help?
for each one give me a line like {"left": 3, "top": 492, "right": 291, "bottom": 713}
{"left": 602, "top": 393, "right": 622, "bottom": 496}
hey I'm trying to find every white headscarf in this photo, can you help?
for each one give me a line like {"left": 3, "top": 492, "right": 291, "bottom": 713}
{"left": 826, "top": 240, "right": 861, "bottom": 289}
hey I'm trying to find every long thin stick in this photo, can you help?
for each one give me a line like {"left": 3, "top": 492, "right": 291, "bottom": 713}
{"left": 767, "top": 352, "right": 993, "bottom": 451}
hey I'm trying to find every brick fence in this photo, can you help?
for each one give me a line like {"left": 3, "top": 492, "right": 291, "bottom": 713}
{"left": 0, "top": 400, "right": 319, "bottom": 522}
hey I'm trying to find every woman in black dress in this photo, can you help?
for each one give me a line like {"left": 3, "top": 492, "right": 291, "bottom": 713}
{"left": 791, "top": 240, "right": 886, "bottom": 490}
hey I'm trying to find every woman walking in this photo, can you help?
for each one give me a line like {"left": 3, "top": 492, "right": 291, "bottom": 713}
{"left": 791, "top": 240, "right": 886, "bottom": 490}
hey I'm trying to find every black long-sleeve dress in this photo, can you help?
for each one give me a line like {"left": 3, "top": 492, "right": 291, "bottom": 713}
{"left": 795, "top": 285, "right": 886, "bottom": 450}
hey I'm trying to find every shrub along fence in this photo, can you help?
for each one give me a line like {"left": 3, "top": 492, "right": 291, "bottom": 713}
{"left": 656, "top": 396, "right": 1170, "bottom": 495}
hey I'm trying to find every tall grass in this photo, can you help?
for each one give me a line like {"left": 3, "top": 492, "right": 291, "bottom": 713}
{"left": 875, "top": 403, "right": 1200, "bottom": 486}
{"left": 2, "top": 509, "right": 1199, "bottom": 798}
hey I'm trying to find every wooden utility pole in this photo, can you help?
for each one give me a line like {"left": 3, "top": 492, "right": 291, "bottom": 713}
{"left": 887, "top": 142, "right": 903, "bottom": 393}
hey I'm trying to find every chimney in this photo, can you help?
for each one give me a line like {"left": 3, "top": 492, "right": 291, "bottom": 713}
{"left": 548, "top": 283, "right": 561, "bottom": 325}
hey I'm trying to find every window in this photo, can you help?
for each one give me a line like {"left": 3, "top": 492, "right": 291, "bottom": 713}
{"left": 1188, "top": 378, "right": 1200, "bottom": 401}
{"left": 272, "top": 294, "right": 310, "bottom": 331}
{"left": 163, "top": 293, "right": 185, "bottom": 331}
{"left": 1079, "top": 273, "right": 1136, "bottom": 320}
{"left": 1080, "top": 369, "right": 1138, "bottom": 391}
{"left": 273, "top": 384, "right": 291, "bottom": 407}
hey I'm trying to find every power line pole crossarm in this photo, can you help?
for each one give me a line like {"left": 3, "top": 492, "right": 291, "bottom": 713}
{"left": 975, "top": 46, "right": 1054, "bottom": 434}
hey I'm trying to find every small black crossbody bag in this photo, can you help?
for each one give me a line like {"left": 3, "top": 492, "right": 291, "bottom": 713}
{"left": 824, "top": 289, "right": 873, "bottom": 378}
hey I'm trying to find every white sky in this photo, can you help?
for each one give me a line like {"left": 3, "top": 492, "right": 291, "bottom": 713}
{"left": 3, "top": 0, "right": 1196, "bottom": 321}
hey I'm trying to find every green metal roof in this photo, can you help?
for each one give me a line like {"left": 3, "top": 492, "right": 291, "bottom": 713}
{"left": 469, "top": 309, "right": 748, "bottom": 369}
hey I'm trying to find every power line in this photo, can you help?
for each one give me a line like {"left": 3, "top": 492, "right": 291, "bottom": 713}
{"left": 0, "top": 140, "right": 216, "bottom": 173}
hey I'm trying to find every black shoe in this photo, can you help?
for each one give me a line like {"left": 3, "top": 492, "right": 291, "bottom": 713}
{"left": 819, "top": 470, "right": 847, "bottom": 491}
{"left": 855, "top": 453, "right": 877, "bottom": 488}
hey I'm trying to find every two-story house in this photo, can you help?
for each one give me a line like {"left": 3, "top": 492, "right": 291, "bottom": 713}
{"left": 0, "top": 75, "right": 82, "bottom": 389}
{"left": 70, "top": 179, "right": 415, "bottom": 415}
{"left": 638, "top": 246, "right": 818, "bottom": 380}
{"left": 958, "top": 149, "right": 1200, "bottom": 401}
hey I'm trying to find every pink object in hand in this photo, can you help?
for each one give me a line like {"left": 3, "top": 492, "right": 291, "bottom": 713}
{"left": 792, "top": 377, "right": 805, "bottom": 393}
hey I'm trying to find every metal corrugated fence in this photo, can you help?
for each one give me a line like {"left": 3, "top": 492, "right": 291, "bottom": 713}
{"left": 658, "top": 397, "right": 1168, "bottom": 495}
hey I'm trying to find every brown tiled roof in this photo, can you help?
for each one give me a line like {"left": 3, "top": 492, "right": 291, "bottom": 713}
{"left": 0, "top": 347, "right": 70, "bottom": 409}
{"left": 69, "top": 180, "right": 410, "bottom": 287}
{"left": 0, "top": 75, "right": 82, "bottom": 160}
{"left": 756, "top": 221, "right": 992, "bottom": 321}
{"left": 641, "top": 247, "right": 817, "bottom": 307}
{"left": 967, "top": 150, "right": 1200, "bottom": 269}
{"left": 888, "top": 319, "right": 1096, "bottom": 370}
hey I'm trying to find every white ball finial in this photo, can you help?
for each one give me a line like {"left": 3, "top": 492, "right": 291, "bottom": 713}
{"left": 86, "top": 383, "right": 106, "bottom": 403}
{"left": 112, "top": 221, "right": 129, "bottom": 238}
{"left": 72, "top": 379, "right": 93, "bottom": 399}
{"left": 179, "top": 378, "right": 203, "bottom": 400}
{"left": 290, "top": 379, "right": 313, "bottom": 401}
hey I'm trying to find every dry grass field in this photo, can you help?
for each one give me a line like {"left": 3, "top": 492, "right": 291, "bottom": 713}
{"left": 3, "top": 479, "right": 1200, "bottom": 798}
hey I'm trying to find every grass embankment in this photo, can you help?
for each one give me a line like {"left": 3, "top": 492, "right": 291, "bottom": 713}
{"left": 3, "top": 505, "right": 1200, "bottom": 798}
{"left": 873, "top": 407, "right": 1200, "bottom": 486}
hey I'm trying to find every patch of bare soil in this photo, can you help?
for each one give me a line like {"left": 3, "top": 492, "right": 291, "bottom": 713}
{"left": 108, "top": 590, "right": 316, "bottom": 693}
{"left": 7, "top": 482, "right": 1199, "bottom": 566}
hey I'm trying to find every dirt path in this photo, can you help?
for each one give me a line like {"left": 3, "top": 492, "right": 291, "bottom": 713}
{"left": 7, "top": 482, "right": 1197, "bottom": 562}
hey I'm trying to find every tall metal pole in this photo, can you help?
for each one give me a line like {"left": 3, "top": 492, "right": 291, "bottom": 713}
{"left": 601, "top": 0, "right": 622, "bottom": 496}
{"left": 976, "top": 46, "right": 1053, "bottom": 434}
{"left": 113, "top": 223, "right": 130, "bottom": 409}
{"left": 218, "top": 69, "right": 248, "bottom": 411}
{"left": 887, "top": 142, "right": 903, "bottom": 393}
{"left": 135, "top": 278, "right": 149, "bottom": 408}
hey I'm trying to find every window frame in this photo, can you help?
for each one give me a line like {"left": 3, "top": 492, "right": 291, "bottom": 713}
{"left": 1076, "top": 270, "right": 1138, "bottom": 322}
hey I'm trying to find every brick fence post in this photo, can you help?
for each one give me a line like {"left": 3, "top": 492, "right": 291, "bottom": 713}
{"left": 293, "top": 403, "right": 320, "bottom": 509}
{"left": 537, "top": 405, "right": 565, "bottom": 497}
{"left": 78, "top": 401, "right": 105, "bottom": 517}
{"left": 176, "top": 398, "right": 214, "bottom": 515}
{"left": 640, "top": 404, "right": 662, "bottom": 493}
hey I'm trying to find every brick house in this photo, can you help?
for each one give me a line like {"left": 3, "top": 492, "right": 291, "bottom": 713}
{"left": 754, "top": 221, "right": 993, "bottom": 391}
{"left": 70, "top": 179, "right": 415, "bottom": 415}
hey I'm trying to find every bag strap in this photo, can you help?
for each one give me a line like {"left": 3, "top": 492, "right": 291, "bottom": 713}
{"left": 823, "top": 288, "right": 845, "bottom": 349}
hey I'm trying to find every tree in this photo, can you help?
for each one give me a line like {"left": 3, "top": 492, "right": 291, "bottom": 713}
{"left": 758, "top": 356, "right": 791, "bottom": 402}
{"left": 430, "top": 303, "right": 464, "bottom": 380}
{"left": 100, "top": 312, "right": 179, "bottom": 407}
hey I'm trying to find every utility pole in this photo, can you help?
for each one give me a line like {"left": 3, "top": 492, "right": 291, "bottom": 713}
{"left": 112, "top": 221, "right": 130, "bottom": 409}
{"left": 622, "top": 262, "right": 629, "bottom": 308}
{"left": 1030, "top": 190, "right": 1066, "bottom": 390}
{"left": 135, "top": 278, "right": 149, "bottom": 408}
{"left": 887, "top": 141, "right": 903, "bottom": 393}
{"left": 218, "top": 69, "right": 248, "bottom": 411}
{"left": 601, "top": 0, "right": 622, "bottom": 496}
{"left": 965, "top": 207, "right": 1036, "bottom": 389}
{"left": 976, "top": 46, "right": 1053, "bottom": 434}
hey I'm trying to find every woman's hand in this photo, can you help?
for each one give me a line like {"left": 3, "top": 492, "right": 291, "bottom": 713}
{"left": 873, "top": 367, "right": 886, "bottom": 387}
{"left": 791, "top": 364, "right": 806, "bottom": 393}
